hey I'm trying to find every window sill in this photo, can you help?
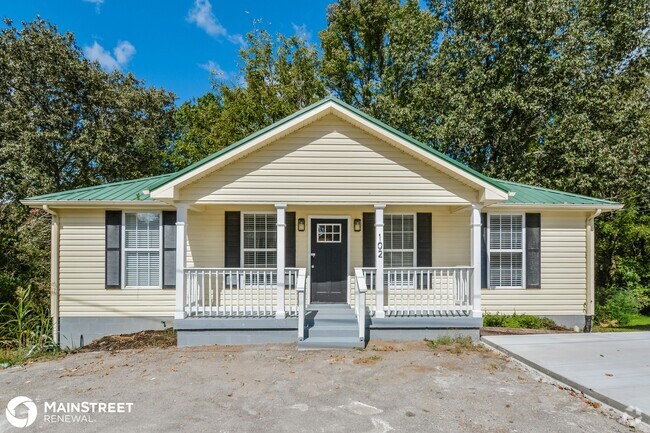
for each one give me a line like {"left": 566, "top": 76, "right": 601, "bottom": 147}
{"left": 121, "top": 286, "right": 164, "bottom": 290}
{"left": 488, "top": 286, "right": 525, "bottom": 290}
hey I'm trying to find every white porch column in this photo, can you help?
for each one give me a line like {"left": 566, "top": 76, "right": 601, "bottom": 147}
{"left": 374, "top": 204, "right": 386, "bottom": 318}
{"left": 275, "top": 204, "right": 287, "bottom": 319}
{"left": 175, "top": 204, "right": 188, "bottom": 320}
{"left": 470, "top": 204, "right": 482, "bottom": 318}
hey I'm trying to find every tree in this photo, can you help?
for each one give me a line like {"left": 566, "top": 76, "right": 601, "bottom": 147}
{"left": 0, "top": 17, "right": 176, "bottom": 303}
{"left": 320, "top": 0, "right": 442, "bottom": 139}
{"left": 171, "top": 27, "right": 326, "bottom": 167}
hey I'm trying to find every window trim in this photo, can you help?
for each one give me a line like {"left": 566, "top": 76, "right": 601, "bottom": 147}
{"left": 384, "top": 212, "right": 417, "bottom": 268}
{"left": 487, "top": 212, "right": 526, "bottom": 290}
{"left": 240, "top": 212, "right": 278, "bottom": 269}
{"left": 121, "top": 210, "right": 163, "bottom": 290}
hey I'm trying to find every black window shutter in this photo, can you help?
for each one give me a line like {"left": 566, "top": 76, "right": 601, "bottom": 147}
{"left": 416, "top": 213, "right": 432, "bottom": 267}
{"left": 105, "top": 211, "right": 121, "bottom": 289}
{"left": 225, "top": 211, "right": 241, "bottom": 267}
{"left": 481, "top": 213, "right": 488, "bottom": 289}
{"left": 285, "top": 212, "right": 296, "bottom": 267}
{"left": 525, "top": 213, "right": 541, "bottom": 289}
{"left": 162, "top": 211, "right": 177, "bottom": 289}
{"left": 362, "top": 213, "right": 375, "bottom": 267}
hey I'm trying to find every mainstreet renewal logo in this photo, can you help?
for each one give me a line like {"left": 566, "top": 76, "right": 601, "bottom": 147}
{"left": 5, "top": 396, "right": 37, "bottom": 428}
{"left": 5, "top": 397, "right": 134, "bottom": 427}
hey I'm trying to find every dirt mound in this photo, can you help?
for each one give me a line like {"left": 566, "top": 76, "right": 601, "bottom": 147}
{"left": 77, "top": 328, "right": 176, "bottom": 352}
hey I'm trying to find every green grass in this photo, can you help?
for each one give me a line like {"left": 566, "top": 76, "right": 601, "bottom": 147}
{"left": 0, "top": 346, "right": 66, "bottom": 368}
{"left": 593, "top": 314, "right": 650, "bottom": 332}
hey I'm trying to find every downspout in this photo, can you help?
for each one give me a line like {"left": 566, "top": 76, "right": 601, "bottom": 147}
{"left": 42, "top": 205, "right": 60, "bottom": 345}
{"left": 584, "top": 209, "right": 602, "bottom": 333}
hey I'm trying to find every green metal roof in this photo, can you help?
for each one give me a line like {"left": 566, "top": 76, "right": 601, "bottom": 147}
{"left": 21, "top": 96, "right": 620, "bottom": 208}
{"left": 23, "top": 173, "right": 174, "bottom": 202}
{"left": 497, "top": 180, "right": 619, "bottom": 206}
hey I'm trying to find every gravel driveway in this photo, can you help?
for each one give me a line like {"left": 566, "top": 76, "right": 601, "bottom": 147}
{"left": 0, "top": 341, "right": 636, "bottom": 432}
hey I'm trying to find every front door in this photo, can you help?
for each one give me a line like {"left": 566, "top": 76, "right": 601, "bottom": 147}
{"left": 310, "top": 219, "right": 348, "bottom": 303}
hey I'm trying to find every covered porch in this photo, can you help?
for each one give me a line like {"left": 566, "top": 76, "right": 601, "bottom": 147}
{"left": 173, "top": 203, "right": 484, "bottom": 346}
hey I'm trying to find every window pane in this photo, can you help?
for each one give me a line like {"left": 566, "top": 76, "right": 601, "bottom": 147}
{"left": 489, "top": 252, "right": 522, "bottom": 287}
{"left": 490, "top": 214, "right": 523, "bottom": 250}
{"left": 403, "top": 232, "right": 414, "bottom": 249}
{"left": 244, "top": 231, "right": 254, "bottom": 249}
{"left": 403, "top": 215, "right": 414, "bottom": 231}
{"left": 126, "top": 251, "right": 159, "bottom": 287}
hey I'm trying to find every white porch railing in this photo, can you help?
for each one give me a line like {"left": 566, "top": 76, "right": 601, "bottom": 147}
{"left": 354, "top": 268, "right": 368, "bottom": 342}
{"left": 359, "top": 267, "right": 473, "bottom": 316}
{"left": 184, "top": 267, "right": 304, "bottom": 317}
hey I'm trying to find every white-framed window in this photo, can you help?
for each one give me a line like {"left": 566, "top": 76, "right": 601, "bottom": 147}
{"left": 242, "top": 213, "right": 277, "bottom": 268}
{"left": 316, "top": 223, "right": 341, "bottom": 243}
{"left": 384, "top": 213, "right": 416, "bottom": 267}
{"left": 488, "top": 214, "right": 525, "bottom": 289}
{"left": 123, "top": 211, "right": 162, "bottom": 288}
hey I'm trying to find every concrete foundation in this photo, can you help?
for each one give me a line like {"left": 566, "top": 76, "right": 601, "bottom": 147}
{"left": 59, "top": 316, "right": 173, "bottom": 349}
{"left": 175, "top": 317, "right": 299, "bottom": 346}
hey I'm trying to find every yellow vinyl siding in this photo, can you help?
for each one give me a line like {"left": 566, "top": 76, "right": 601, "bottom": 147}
{"left": 179, "top": 114, "right": 478, "bottom": 204}
{"left": 482, "top": 211, "right": 588, "bottom": 316}
{"left": 58, "top": 209, "right": 174, "bottom": 317}
{"left": 57, "top": 206, "right": 588, "bottom": 318}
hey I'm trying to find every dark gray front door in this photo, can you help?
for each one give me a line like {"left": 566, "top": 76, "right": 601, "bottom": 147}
{"left": 310, "top": 219, "right": 348, "bottom": 303}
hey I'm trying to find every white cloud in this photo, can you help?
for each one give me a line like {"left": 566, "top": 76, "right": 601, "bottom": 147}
{"left": 292, "top": 23, "right": 311, "bottom": 42}
{"left": 199, "top": 60, "right": 226, "bottom": 77}
{"left": 84, "top": 40, "right": 136, "bottom": 71}
{"left": 187, "top": 0, "right": 245, "bottom": 48}
{"left": 82, "top": 0, "right": 104, "bottom": 13}
{"left": 227, "top": 34, "right": 246, "bottom": 49}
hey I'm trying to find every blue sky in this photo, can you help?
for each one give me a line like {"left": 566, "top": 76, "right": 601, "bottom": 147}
{"left": 2, "top": 0, "right": 332, "bottom": 103}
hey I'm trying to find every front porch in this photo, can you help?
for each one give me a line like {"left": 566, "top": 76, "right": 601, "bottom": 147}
{"left": 173, "top": 203, "right": 484, "bottom": 347}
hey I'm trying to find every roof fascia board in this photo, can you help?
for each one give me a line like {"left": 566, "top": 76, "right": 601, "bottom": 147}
{"left": 21, "top": 200, "right": 173, "bottom": 208}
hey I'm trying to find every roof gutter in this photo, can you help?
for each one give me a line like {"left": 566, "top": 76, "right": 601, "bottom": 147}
{"left": 42, "top": 205, "right": 60, "bottom": 345}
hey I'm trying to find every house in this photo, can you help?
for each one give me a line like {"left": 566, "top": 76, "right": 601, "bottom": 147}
{"left": 22, "top": 97, "right": 622, "bottom": 349}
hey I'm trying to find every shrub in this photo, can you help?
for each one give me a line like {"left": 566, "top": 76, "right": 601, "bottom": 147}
{"left": 483, "top": 312, "right": 507, "bottom": 327}
{"left": 483, "top": 312, "right": 561, "bottom": 329}
{"left": 595, "top": 289, "right": 639, "bottom": 326}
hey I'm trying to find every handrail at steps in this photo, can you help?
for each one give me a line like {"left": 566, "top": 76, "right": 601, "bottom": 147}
{"left": 354, "top": 268, "right": 368, "bottom": 342}
{"left": 296, "top": 268, "right": 307, "bottom": 341}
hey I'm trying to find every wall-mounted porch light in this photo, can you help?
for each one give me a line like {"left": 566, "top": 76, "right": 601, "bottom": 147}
{"left": 298, "top": 218, "right": 306, "bottom": 231}
{"left": 354, "top": 218, "right": 362, "bottom": 232}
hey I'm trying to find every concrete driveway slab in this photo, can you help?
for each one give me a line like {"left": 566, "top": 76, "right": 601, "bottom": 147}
{"left": 483, "top": 332, "right": 650, "bottom": 425}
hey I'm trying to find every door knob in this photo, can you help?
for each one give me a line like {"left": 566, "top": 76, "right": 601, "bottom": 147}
{"left": 311, "top": 253, "right": 316, "bottom": 257}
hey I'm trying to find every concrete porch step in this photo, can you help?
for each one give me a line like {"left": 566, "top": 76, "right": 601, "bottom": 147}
{"left": 299, "top": 303, "right": 363, "bottom": 349}
{"left": 307, "top": 325, "right": 358, "bottom": 338}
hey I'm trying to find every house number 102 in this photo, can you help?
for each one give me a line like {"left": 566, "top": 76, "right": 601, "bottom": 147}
{"left": 377, "top": 233, "right": 383, "bottom": 259}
